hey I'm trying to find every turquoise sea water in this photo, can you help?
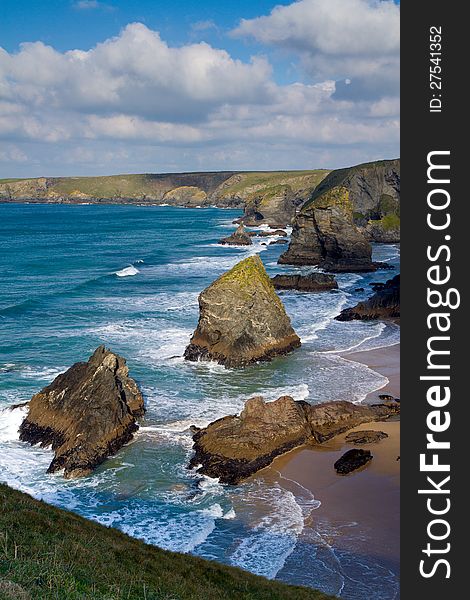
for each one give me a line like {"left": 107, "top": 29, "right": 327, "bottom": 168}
{"left": 0, "top": 204, "right": 400, "bottom": 599}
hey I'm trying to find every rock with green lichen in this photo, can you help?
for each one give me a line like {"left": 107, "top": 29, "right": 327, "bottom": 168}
{"left": 184, "top": 255, "right": 301, "bottom": 367}
{"left": 279, "top": 159, "right": 400, "bottom": 270}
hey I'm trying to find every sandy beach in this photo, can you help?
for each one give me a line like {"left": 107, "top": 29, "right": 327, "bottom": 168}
{"left": 260, "top": 343, "right": 400, "bottom": 592}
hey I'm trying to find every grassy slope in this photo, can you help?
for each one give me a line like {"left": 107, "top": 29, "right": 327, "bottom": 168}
{"left": 301, "top": 159, "right": 400, "bottom": 213}
{"left": 0, "top": 171, "right": 330, "bottom": 202}
{"left": 0, "top": 484, "right": 334, "bottom": 600}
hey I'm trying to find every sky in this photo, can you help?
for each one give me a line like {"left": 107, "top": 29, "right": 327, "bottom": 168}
{"left": 0, "top": 0, "right": 400, "bottom": 177}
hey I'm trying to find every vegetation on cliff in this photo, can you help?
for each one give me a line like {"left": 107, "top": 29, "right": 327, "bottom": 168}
{"left": 0, "top": 483, "right": 333, "bottom": 600}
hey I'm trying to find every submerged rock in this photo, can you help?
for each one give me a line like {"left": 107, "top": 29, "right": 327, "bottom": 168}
{"left": 184, "top": 255, "right": 300, "bottom": 367}
{"left": 334, "top": 449, "right": 372, "bottom": 474}
{"left": 189, "top": 396, "right": 399, "bottom": 484}
{"left": 271, "top": 273, "right": 338, "bottom": 292}
{"left": 218, "top": 225, "right": 252, "bottom": 246}
{"left": 336, "top": 275, "right": 400, "bottom": 321}
{"left": 19, "top": 346, "right": 144, "bottom": 478}
{"left": 345, "top": 430, "right": 389, "bottom": 444}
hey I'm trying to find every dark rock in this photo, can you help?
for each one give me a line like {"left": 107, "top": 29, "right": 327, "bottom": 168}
{"left": 271, "top": 273, "right": 338, "bottom": 292}
{"left": 278, "top": 199, "right": 374, "bottom": 271}
{"left": 258, "top": 229, "right": 288, "bottom": 237}
{"left": 336, "top": 275, "right": 400, "bottom": 321}
{"left": 189, "top": 396, "right": 399, "bottom": 484}
{"left": 345, "top": 430, "right": 389, "bottom": 444}
{"left": 241, "top": 187, "right": 302, "bottom": 228}
{"left": 279, "top": 159, "right": 400, "bottom": 269}
{"left": 269, "top": 239, "right": 289, "bottom": 245}
{"left": 184, "top": 255, "right": 301, "bottom": 367}
{"left": 378, "top": 393, "right": 396, "bottom": 402}
{"left": 355, "top": 288, "right": 364, "bottom": 292}
{"left": 218, "top": 225, "right": 252, "bottom": 246}
{"left": 334, "top": 449, "right": 372, "bottom": 474}
{"left": 19, "top": 346, "right": 144, "bottom": 478}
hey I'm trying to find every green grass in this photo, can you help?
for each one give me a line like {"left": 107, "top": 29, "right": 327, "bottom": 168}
{"left": 0, "top": 484, "right": 334, "bottom": 600}
{"left": 220, "top": 171, "right": 329, "bottom": 197}
{"left": 301, "top": 159, "right": 399, "bottom": 213}
{"left": 371, "top": 213, "right": 400, "bottom": 231}
{"left": 0, "top": 171, "right": 330, "bottom": 203}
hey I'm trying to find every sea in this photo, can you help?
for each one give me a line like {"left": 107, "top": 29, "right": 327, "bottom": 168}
{"left": 0, "top": 203, "right": 400, "bottom": 599}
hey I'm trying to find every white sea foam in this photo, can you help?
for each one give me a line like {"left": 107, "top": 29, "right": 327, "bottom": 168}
{"left": 115, "top": 265, "right": 140, "bottom": 277}
{"left": 229, "top": 483, "right": 305, "bottom": 579}
{"left": 17, "top": 366, "right": 66, "bottom": 381}
{"left": 0, "top": 405, "right": 27, "bottom": 443}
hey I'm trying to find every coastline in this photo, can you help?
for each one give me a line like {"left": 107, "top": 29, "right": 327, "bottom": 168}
{"left": 260, "top": 342, "right": 400, "bottom": 592}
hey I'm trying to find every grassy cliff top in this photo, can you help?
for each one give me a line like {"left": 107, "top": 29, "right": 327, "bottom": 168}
{"left": 0, "top": 483, "right": 333, "bottom": 600}
{"left": 301, "top": 159, "right": 400, "bottom": 213}
{"left": 0, "top": 170, "right": 330, "bottom": 202}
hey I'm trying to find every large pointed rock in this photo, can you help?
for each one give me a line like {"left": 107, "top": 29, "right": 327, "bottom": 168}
{"left": 19, "top": 346, "right": 144, "bottom": 478}
{"left": 184, "top": 255, "right": 300, "bottom": 367}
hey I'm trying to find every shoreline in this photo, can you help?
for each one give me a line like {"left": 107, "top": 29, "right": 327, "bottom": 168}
{"left": 260, "top": 342, "right": 400, "bottom": 591}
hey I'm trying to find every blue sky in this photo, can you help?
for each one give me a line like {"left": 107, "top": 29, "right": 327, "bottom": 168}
{"left": 0, "top": 0, "right": 399, "bottom": 177}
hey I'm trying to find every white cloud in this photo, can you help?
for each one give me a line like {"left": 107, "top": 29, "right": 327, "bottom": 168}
{"left": 233, "top": 0, "right": 399, "bottom": 100}
{"left": 0, "top": 18, "right": 399, "bottom": 176}
{"left": 73, "top": 1, "right": 114, "bottom": 11}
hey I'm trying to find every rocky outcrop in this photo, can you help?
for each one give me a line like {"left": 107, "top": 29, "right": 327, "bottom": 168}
{"left": 334, "top": 449, "right": 372, "bottom": 474}
{"left": 312, "top": 159, "right": 400, "bottom": 242}
{"left": 241, "top": 187, "right": 301, "bottom": 227}
{"left": 162, "top": 186, "right": 207, "bottom": 206}
{"left": 279, "top": 160, "right": 400, "bottom": 270}
{"left": 189, "top": 396, "right": 399, "bottom": 484}
{"left": 257, "top": 229, "right": 287, "bottom": 237}
{"left": 345, "top": 430, "right": 389, "bottom": 444}
{"left": 19, "top": 346, "right": 144, "bottom": 478}
{"left": 218, "top": 225, "right": 253, "bottom": 246}
{"left": 278, "top": 187, "right": 376, "bottom": 271}
{"left": 184, "top": 256, "right": 301, "bottom": 367}
{"left": 336, "top": 275, "right": 400, "bottom": 321}
{"left": 271, "top": 273, "right": 338, "bottom": 292}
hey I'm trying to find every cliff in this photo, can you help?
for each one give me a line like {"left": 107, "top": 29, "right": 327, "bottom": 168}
{"left": 279, "top": 160, "right": 400, "bottom": 270}
{"left": 0, "top": 169, "right": 329, "bottom": 227}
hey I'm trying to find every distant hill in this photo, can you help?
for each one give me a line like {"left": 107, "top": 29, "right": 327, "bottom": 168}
{"left": 0, "top": 170, "right": 329, "bottom": 227}
{"left": 0, "top": 483, "right": 334, "bottom": 600}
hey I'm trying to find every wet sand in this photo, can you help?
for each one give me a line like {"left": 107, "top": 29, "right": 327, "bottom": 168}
{"left": 262, "top": 343, "right": 400, "bottom": 589}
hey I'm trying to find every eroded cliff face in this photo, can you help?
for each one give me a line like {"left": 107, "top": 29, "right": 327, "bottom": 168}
{"left": 279, "top": 186, "right": 375, "bottom": 271}
{"left": 279, "top": 160, "right": 400, "bottom": 270}
{"left": 19, "top": 346, "right": 144, "bottom": 478}
{"left": 184, "top": 255, "right": 301, "bottom": 367}
{"left": 189, "top": 396, "right": 400, "bottom": 484}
